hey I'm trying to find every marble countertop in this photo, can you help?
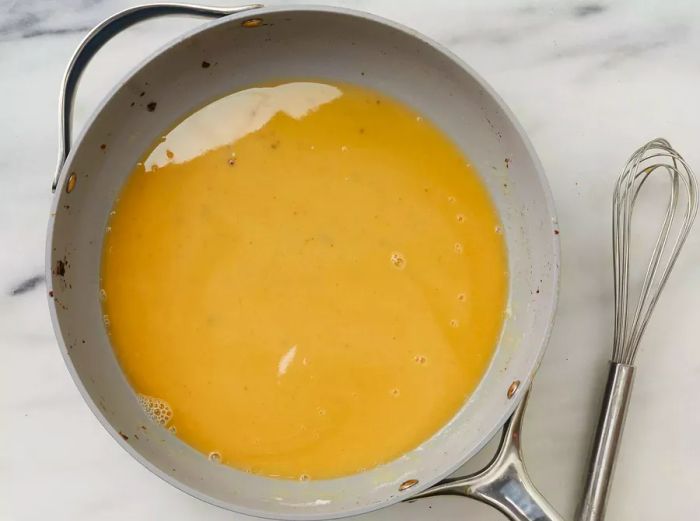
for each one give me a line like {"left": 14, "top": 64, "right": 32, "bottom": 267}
{"left": 2, "top": 0, "right": 699, "bottom": 519}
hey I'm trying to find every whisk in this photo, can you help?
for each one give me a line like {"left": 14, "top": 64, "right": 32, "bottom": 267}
{"left": 578, "top": 138, "right": 698, "bottom": 521}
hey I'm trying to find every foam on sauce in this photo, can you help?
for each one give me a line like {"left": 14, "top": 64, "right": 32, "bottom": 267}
{"left": 136, "top": 394, "right": 173, "bottom": 426}
{"left": 101, "top": 81, "right": 508, "bottom": 480}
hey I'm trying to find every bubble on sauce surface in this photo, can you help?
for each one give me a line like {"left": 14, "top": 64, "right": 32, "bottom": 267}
{"left": 102, "top": 314, "right": 111, "bottom": 328}
{"left": 456, "top": 214, "right": 465, "bottom": 223}
{"left": 413, "top": 355, "right": 427, "bottom": 364}
{"left": 454, "top": 243, "right": 463, "bottom": 254}
{"left": 457, "top": 292, "right": 466, "bottom": 302}
{"left": 449, "top": 319, "right": 460, "bottom": 328}
{"left": 299, "top": 474, "right": 310, "bottom": 482}
{"left": 390, "top": 252, "right": 406, "bottom": 269}
{"left": 495, "top": 225, "right": 503, "bottom": 234}
{"left": 137, "top": 393, "right": 173, "bottom": 426}
{"left": 208, "top": 451, "right": 222, "bottom": 463}
{"left": 390, "top": 388, "right": 401, "bottom": 397}
{"left": 447, "top": 196, "right": 456, "bottom": 204}
{"left": 99, "top": 288, "right": 107, "bottom": 301}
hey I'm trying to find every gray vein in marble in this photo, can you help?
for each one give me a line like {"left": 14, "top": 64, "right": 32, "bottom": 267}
{"left": 9, "top": 275, "right": 45, "bottom": 296}
{"left": 551, "top": 25, "right": 689, "bottom": 69}
{"left": 0, "top": 0, "right": 97, "bottom": 42}
{"left": 573, "top": 4, "right": 607, "bottom": 18}
{"left": 443, "top": 3, "right": 609, "bottom": 50}
{"left": 443, "top": 18, "right": 554, "bottom": 48}
{"left": 18, "top": 25, "right": 94, "bottom": 40}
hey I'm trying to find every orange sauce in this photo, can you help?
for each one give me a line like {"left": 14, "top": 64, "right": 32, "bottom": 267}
{"left": 101, "top": 81, "right": 507, "bottom": 479}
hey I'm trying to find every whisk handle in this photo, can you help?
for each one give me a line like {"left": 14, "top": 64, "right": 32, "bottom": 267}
{"left": 578, "top": 362, "right": 635, "bottom": 521}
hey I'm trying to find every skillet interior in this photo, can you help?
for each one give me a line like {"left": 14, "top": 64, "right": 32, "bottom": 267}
{"left": 47, "top": 6, "right": 559, "bottom": 519}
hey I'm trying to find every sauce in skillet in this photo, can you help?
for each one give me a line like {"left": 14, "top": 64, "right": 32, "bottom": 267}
{"left": 101, "top": 81, "right": 508, "bottom": 479}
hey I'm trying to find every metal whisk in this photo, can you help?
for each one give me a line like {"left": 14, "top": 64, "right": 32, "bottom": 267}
{"left": 578, "top": 138, "right": 698, "bottom": 521}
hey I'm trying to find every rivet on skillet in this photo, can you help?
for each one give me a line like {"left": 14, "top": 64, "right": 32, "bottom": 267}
{"left": 507, "top": 379, "right": 521, "bottom": 399}
{"left": 66, "top": 172, "right": 77, "bottom": 193}
{"left": 399, "top": 479, "right": 419, "bottom": 492}
{"left": 241, "top": 18, "right": 263, "bottom": 28}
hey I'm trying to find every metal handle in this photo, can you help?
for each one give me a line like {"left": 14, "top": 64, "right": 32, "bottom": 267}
{"left": 52, "top": 2, "right": 262, "bottom": 192}
{"left": 409, "top": 391, "right": 564, "bottom": 521}
{"left": 577, "top": 362, "right": 635, "bottom": 521}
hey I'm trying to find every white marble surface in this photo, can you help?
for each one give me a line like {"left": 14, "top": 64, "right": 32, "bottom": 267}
{"left": 2, "top": 0, "right": 700, "bottom": 519}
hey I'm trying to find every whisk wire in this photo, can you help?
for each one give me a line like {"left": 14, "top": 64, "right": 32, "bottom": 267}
{"left": 611, "top": 138, "right": 698, "bottom": 365}
{"left": 626, "top": 164, "right": 677, "bottom": 361}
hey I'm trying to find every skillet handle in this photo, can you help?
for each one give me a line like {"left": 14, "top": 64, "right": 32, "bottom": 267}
{"left": 408, "top": 391, "right": 565, "bottom": 521}
{"left": 52, "top": 2, "right": 262, "bottom": 192}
